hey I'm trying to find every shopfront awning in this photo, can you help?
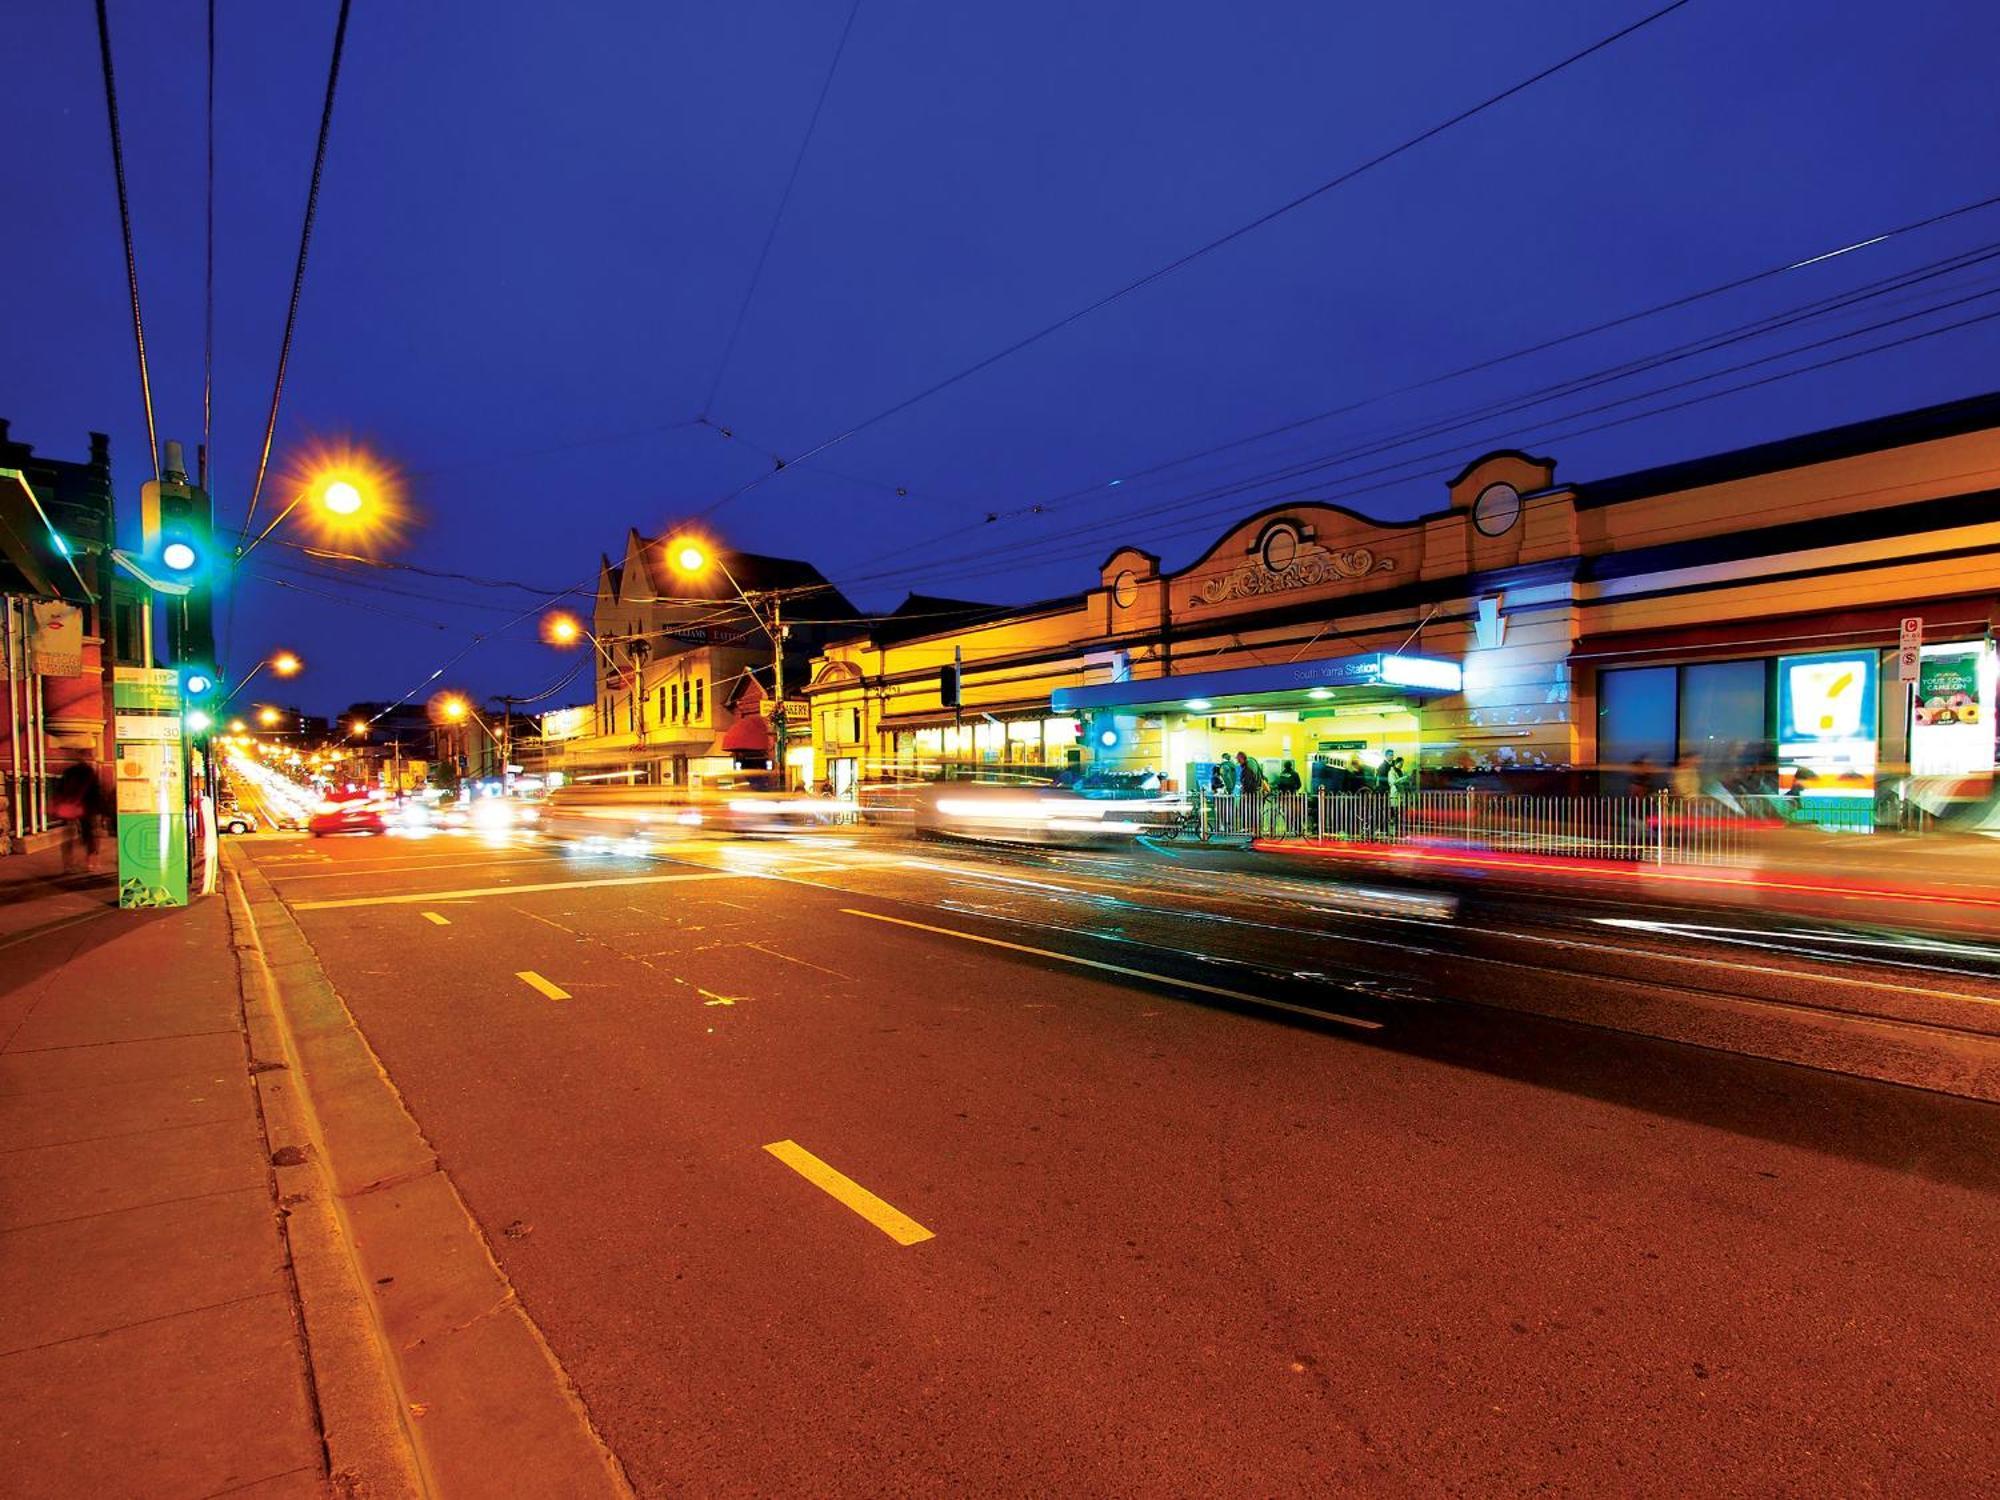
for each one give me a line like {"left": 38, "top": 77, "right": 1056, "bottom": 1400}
{"left": 720, "top": 714, "right": 771, "bottom": 754}
{"left": 1050, "top": 651, "right": 1461, "bottom": 716}
{"left": 1, "top": 469, "right": 94, "bottom": 602}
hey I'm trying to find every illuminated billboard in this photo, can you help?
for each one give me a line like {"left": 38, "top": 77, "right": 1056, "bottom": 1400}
{"left": 1776, "top": 650, "right": 1877, "bottom": 797}
{"left": 1910, "top": 641, "right": 1996, "bottom": 777}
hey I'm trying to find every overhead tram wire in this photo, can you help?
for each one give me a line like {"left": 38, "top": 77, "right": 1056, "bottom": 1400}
{"left": 889, "top": 301, "right": 2000, "bottom": 593}
{"left": 693, "top": 0, "right": 1700, "bottom": 519}
{"left": 699, "top": 0, "right": 865, "bottom": 417}
{"left": 202, "top": 0, "right": 215, "bottom": 487}
{"left": 836, "top": 191, "right": 2000, "bottom": 579}
{"left": 831, "top": 285, "right": 2000, "bottom": 593}
{"left": 832, "top": 233, "right": 2000, "bottom": 586}
{"left": 238, "top": 0, "right": 354, "bottom": 543}
{"left": 92, "top": 0, "right": 159, "bottom": 485}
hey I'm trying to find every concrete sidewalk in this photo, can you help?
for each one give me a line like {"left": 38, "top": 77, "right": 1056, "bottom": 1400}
{"left": 0, "top": 853, "right": 328, "bottom": 1498}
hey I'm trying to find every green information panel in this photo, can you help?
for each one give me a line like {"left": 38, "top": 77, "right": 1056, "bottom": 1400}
{"left": 113, "top": 667, "right": 188, "bottom": 909}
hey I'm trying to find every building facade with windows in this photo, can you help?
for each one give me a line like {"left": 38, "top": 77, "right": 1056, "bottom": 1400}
{"left": 804, "top": 391, "right": 2000, "bottom": 805}
{"left": 559, "top": 530, "right": 856, "bottom": 787}
{"left": 1, "top": 422, "right": 152, "bottom": 850}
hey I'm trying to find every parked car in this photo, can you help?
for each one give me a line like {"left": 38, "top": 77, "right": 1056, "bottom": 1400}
{"left": 218, "top": 806, "right": 259, "bottom": 835}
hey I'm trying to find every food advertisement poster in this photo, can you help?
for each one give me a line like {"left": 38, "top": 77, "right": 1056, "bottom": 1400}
{"left": 1776, "top": 651, "right": 1878, "bottom": 796}
{"left": 1910, "top": 641, "right": 1996, "bottom": 777}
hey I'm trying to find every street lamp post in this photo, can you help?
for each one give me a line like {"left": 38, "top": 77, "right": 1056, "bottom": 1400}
{"left": 235, "top": 471, "right": 378, "bottom": 560}
{"left": 665, "top": 541, "right": 792, "bottom": 784}
{"left": 221, "top": 650, "right": 302, "bottom": 707}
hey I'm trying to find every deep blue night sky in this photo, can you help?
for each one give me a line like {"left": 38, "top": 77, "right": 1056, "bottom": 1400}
{"left": 6, "top": 1, "right": 1999, "bottom": 716}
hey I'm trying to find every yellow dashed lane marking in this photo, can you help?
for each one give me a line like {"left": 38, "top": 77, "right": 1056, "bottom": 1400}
{"left": 421, "top": 912, "right": 451, "bottom": 926}
{"left": 516, "top": 970, "right": 571, "bottom": 1001}
{"left": 763, "top": 1140, "right": 934, "bottom": 1246}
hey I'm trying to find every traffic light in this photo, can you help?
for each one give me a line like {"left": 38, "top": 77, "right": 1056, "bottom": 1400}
{"left": 140, "top": 444, "right": 217, "bottom": 671}
{"left": 940, "top": 663, "right": 961, "bottom": 708}
{"left": 180, "top": 663, "right": 219, "bottom": 736}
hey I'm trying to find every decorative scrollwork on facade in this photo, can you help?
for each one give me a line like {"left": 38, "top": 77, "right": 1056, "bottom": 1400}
{"left": 1188, "top": 545, "right": 1397, "bottom": 608}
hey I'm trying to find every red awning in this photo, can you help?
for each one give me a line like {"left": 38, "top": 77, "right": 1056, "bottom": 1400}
{"left": 720, "top": 714, "right": 770, "bottom": 753}
{"left": 1573, "top": 594, "right": 1997, "bottom": 664}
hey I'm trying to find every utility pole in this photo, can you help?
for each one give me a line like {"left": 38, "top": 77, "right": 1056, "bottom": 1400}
{"left": 772, "top": 596, "right": 788, "bottom": 785}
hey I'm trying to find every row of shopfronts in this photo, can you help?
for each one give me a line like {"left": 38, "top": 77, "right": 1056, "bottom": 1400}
{"left": 793, "top": 391, "right": 2000, "bottom": 806}
{"left": 546, "top": 391, "right": 1999, "bottom": 810}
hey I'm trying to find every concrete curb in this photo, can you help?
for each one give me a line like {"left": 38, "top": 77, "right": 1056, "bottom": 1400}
{"left": 225, "top": 849, "right": 633, "bottom": 1498}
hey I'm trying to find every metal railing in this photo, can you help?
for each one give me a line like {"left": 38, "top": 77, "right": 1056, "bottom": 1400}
{"left": 1181, "top": 789, "right": 1924, "bottom": 867}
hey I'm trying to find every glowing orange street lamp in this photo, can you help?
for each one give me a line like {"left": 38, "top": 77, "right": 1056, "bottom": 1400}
{"left": 257, "top": 706, "right": 283, "bottom": 728}
{"left": 664, "top": 536, "right": 795, "bottom": 778}
{"left": 240, "top": 451, "right": 393, "bottom": 558}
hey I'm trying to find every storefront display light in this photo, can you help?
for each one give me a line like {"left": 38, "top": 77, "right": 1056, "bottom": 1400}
{"left": 1377, "top": 654, "right": 1463, "bottom": 692}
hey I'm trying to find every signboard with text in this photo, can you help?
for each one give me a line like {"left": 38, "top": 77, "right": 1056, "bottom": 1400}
{"left": 112, "top": 667, "right": 188, "bottom": 908}
{"left": 1897, "top": 616, "right": 1923, "bottom": 682}
{"left": 1776, "top": 650, "right": 1878, "bottom": 797}
{"left": 1910, "top": 641, "right": 1995, "bottom": 777}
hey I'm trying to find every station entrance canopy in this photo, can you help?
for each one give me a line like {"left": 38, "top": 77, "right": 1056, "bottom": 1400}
{"left": 1050, "top": 651, "right": 1460, "bottom": 717}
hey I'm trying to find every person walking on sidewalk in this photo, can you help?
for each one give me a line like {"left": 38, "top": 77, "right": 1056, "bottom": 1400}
{"left": 53, "top": 756, "right": 109, "bottom": 874}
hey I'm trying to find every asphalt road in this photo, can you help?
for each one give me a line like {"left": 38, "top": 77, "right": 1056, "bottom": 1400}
{"left": 235, "top": 823, "right": 2000, "bottom": 1497}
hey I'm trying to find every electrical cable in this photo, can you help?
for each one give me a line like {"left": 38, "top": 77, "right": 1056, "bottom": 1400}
{"left": 858, "top": 299, "right": 2000, "bottom": 594}
{"left": 203, "top": 0, "right": 215, "bottom": 487}
{"left": 92, "top": 0, "right": 159, "bottom": 485}
{"left": 701, "top": 0, "right": 864, "bottom": 416}
{"left": 837, "top": 199, "right": 2000, "bottom": 579}
{"left": 831, "top": 246, "right": 2000, "bottom": 588}
{"left": 694, "top": 0, "right": 1699, "bottom": 517}
{"left": 239, "top": 0, "right": 354, "bottom": 540}
{"left": 406, "top": 417, "right": 706, "bottom": 478}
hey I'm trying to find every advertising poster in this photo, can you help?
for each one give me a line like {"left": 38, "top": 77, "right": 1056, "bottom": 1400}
{"left": 29, "top": 601, "right": 84, "bottom": 677}
{"left": 112, "top": 666, "right": 188, "bottom": 908}
{"left": 1776, "top": 650, "right": 1878, "bottom": 797}
{"left": 1910, "top": 642, "right": 1996, "bottom": 777}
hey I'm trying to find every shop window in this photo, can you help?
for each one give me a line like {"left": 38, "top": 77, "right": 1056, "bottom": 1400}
{"left": 1598, "top": 667, "right": 1676, "bottom": 783}
{"left": 1678, "top": 660, "right": 1766, "bottom": 767}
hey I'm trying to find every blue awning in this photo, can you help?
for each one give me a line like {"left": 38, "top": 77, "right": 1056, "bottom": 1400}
{"left": 1051, "top": 651, "right": 1460, "bottom": 715}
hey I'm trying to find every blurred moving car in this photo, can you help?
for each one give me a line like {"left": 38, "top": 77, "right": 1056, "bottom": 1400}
{"left": 910, "top": 778, "right": 1183, "bottom": 846}
{"left": 218, "top": 806, "right": 259, "bottom": 835}
{"left": 309, "top": 790, "right": 390, "bottom": 837}
{"left": 541, "top": 773, "right": 840, "bottom": 846}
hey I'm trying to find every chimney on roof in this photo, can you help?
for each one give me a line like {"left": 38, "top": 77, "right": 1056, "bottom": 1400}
{"left": 0, "top": 419, "right": 10, "bottom": 445}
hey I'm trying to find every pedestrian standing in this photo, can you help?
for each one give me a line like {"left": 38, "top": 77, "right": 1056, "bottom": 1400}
{"left": 1234, "top": 751, "right": 1266, "bottom": 835}
{"left": 53, "top": 757, "right": 108, "bottom": 874}
{"left": 1271, "top": 758, "right": 1302, "bottom": 837}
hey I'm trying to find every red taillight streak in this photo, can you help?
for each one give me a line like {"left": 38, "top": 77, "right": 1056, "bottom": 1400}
{"left": 1251, "top": 839, "right": 2000, "bottom": 910}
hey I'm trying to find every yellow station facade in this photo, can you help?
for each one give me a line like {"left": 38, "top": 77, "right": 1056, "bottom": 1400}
{"left": 801, "top": 393, "right": 2000, "bottom": 799}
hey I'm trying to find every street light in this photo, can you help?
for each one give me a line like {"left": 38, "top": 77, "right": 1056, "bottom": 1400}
{"left": 665, "top": 537, "right": 794, "bottom": 781}
{"left": 257, "top": 706, "right": 283, "bottom": 728}
{"left": 239, "top": 455, "right": 390, "bottom": 558}
{"left": 219, "top": 650, "right": 303, "bottom": 708}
